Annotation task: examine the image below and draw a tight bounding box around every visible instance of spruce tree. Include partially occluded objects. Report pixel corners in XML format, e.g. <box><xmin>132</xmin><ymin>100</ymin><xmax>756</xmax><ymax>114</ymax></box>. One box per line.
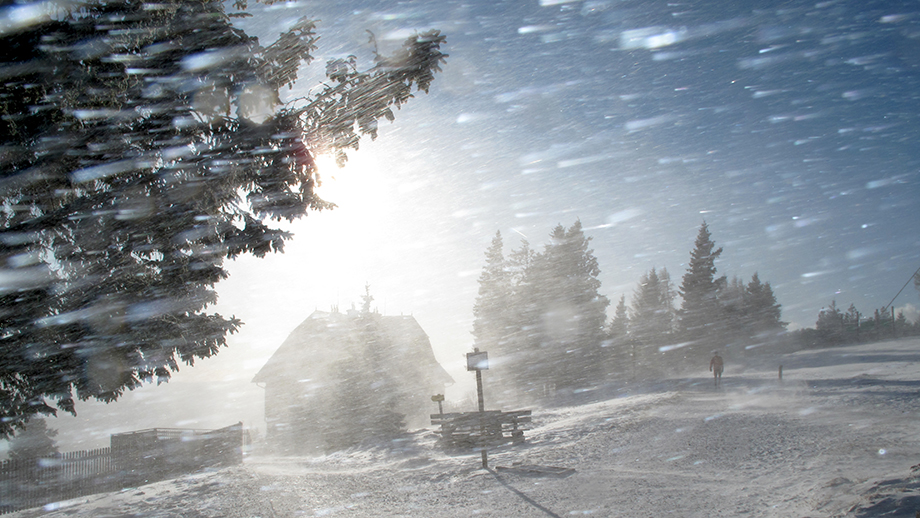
<box><xmin>658</xmin><ymin>267</ymin><xmax>676</xmax><ymax>334</ymax></box>
<box><xmin>507</xmin><ymin>239</ymin><xmax>536</xmax><ymax>288</ymax></box>
<box><xmin>678</xmin><ymin>222</ymin><xmax>726</xmax><ymax>357</ymax></box>
<box><xmin>497</xmin><ymin>238</ymin><xmax>539</xmax><ymax>402</ymax></box>
<box><xmin>472</xmin><ymin>232</ymin><xmax>512</xmax><ymax>352</ymax></box>
<box><xmin>628</xmin><ymin>268</ymin><xmax>675</xmax><ymax>376</ymax></box>
<box><xmin>608</xmin><ymin>295</ymin><xmax>629</xmax><ymax>341</ymax></box>
<box><xmin>605</xmin><ymin>295</ymin><xmax>630</xmax><ymax>378</ymax></box>
<box><xmin>0</xmin><ymin>0</ymin><xmax>446</xmax><ymax>438</ymax></box>
<box><xmin>471</xmin><ymin>231</ymin><xmax>516</xmax><ymax>403</ymax></box>
<box><xmin>743</xmin><ymin>273</ymin><xmax>785</xmax><ymax>339</ymax></box>
<box><xmin>8</xmin><ymin>419</ymin><xmax>59</xmax><ymax>461</ymax></box>
<box><xmin>816</xmin><ymin>300</ymin><xmax>846</xmax><ymax>344</ymax></box>
<box><xmin>718</xmin><ymin>276</ymin><xmax>748</xmax><ymax>343</ymax></box>
<box><xmin>520</xmin><ymin>221</ymin><xmax>609</xmax><ymax>395</ymax></box>
<box><xmin>630</xmin><ymin>268</ymin><xmax>672</xmax><ymax>346</ymax></box>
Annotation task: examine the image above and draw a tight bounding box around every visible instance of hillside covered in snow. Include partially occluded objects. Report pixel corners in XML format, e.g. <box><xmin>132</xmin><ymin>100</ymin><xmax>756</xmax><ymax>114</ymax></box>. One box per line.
<box><xmin>13</xmin><ymin>338</ymin><xmax>920</xmax><ymax>517</ymax></box>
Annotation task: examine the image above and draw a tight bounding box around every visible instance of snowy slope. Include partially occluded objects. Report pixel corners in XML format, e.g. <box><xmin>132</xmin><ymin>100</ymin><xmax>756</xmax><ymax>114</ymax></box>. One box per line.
<box><xmin>12</xmin><ymin>338</ymin><xmax>920</xmax><ymax>517</ymax></box>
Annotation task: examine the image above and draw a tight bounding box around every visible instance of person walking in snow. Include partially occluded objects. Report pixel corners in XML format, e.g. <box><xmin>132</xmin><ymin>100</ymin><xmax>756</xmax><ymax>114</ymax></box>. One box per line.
<box><xmin>709</xmin><ymin>351</ymin><xmax>724</xmax><ymax>388</ymax></box>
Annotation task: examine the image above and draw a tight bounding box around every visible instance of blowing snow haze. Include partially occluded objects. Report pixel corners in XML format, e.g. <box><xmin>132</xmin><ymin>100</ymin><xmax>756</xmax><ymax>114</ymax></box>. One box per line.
<box><xmin>1</xmin><ymin>0</ymin><xmax>919</xmax><ymax>465</ymax></box>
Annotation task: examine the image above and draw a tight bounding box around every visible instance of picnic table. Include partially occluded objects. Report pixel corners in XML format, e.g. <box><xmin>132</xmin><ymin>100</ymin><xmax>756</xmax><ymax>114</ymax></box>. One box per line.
<box><xmin>430</xmin><ymin>410</ymin><xmax>532</xmax><ymax>449</ymax></box>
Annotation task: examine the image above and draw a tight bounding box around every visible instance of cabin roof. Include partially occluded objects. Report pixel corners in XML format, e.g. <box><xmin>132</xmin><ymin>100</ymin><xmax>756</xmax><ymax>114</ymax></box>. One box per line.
<box><xmin>252</xmin><ymin>310</ymin><xmax>453</xmax><ymax>387</ymax></box>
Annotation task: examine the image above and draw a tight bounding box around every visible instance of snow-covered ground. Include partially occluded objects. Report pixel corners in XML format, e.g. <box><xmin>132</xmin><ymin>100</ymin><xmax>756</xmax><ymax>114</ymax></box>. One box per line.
<box><xmin>13</xmin><ymin>338</ymin><xmax>920</xmax><ymax>517</ymax></box>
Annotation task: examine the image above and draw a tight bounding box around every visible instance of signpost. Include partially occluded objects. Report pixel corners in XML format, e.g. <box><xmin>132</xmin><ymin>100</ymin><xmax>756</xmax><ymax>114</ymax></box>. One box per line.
<box><xmin>466</xmin><ymin>348</ymin><xmax>489</xmax><ymax>469</ymax></box>
<box><xmin>431</xmin><ymin>393</ymin><xmax>445</xmax><ymax>416</ymax></box>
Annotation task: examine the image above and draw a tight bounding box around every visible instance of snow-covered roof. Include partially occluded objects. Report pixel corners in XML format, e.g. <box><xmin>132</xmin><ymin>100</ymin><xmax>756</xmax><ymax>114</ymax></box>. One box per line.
<box><xmin>251</xmin><ymin>310</ymin><xmax>453</xmax><ymax>387</ymax></box>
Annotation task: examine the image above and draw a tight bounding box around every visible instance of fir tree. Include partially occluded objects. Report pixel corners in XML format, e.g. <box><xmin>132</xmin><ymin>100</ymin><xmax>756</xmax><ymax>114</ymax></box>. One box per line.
<box><xmin>816</xmin><ymin>301</ymin><xmax>847</xmax><ymax>344</ymax></box>
<box><xmin>628</xmin><ymin>268</ymin><xmax>675</xmax><ymax>376</ymax></box>
<box><xmin>0</xmin><ymin>0</ymin><xmax>446</xmax><ymax>438</ymax></box>
<box><xmin>743</xmin><ymin>273</ymin><xmax>785</xmax><ymax>339</ymax></box>
<box><xmin>471</xmin><ymin>232</ymin><xmax>516</xmax><ymax>404</ymax></box>
<box><xmin>608</xmin><ymin>295</ymin><xmax>629</xmax><ymax>341</ymax></box>
<box><xmin>472</xmin><ymin>232</ymin><xmax>512</xmax><ymax>351</ymax></box>
<box><xmin>8</xmin><ymin>419</ymin><xmax>59</xmax><ymax>461</ymax></box>
<box><xmin>895</xmin><ymin>311</ymin><xmax>908</xmax><ymax>337</ymax></box>
<box><xmin>519</xmin><ymin>221</ymin><xmax>609</xmax><ymax>395</ymax></box>
<box><xmin>630</xmin><ymin>268</ymin><xmax>673</xmax><ymax>346</ymax></box>
<box><xmin>678</xmin><ymin>222</ymin><xmax>726</xmax><ymax>357</ymax></box>
<box><xmin>658</xmin><ymin>267</ymin><xmax>676</xmax><ymax>334</ymax></box>
<box><xmin>603</xmin><ymin>295</ymin><xmax>630</xmax><ymax>383</ymax></box>
<box><xmin>717</xmin><ymin>275</ymin><xmax>748</xmax><ymax>345</ymax></box>
<box><xmin>497</xmin><ymin>238</ymin><xmax>539</xmax><ymax>402</ymax></box>
<box><xmin>507</xmin><ymin>238</ymin><xmax>536</xmax><ymax>288</ymax></box>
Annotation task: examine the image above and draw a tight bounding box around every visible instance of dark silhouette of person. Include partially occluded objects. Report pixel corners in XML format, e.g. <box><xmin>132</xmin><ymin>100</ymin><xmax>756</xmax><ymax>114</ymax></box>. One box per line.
<box><xmin>709</xmin><ymin>351</ymin><xmax>724</xmax><ymax>388</ymax></box>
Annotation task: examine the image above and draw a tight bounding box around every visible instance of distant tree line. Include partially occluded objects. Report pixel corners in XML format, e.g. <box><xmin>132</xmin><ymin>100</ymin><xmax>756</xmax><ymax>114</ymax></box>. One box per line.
<box><xmin>471</xmin><ymin>221</ymin><xmax>786</xmax><ymax>403</ymax></box>
<box><xmin>606</xmin><ymin>222</ymin><xmax>785</xmax><ymax>381</ymax></box>
<box><xmin>792</xmin><ymin>300</ymin><xmax>920</xmax><ymax>347</ymax></box>
<box><xmin>472</xmin><ymin>221</ymin><xmax>920</xmax><ymax>403</ymax></box>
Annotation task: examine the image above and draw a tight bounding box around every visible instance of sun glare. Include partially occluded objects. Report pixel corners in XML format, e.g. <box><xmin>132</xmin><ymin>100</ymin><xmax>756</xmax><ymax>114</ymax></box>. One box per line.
<box><xmin>290</xmin><ymin>147</ymin><xmax>394</xmax><ymax>294</ymax></box>
<box><xmin>314</xmin><ymin>150</ymin><xmax>385</xmax><ymax>216</ymax></box>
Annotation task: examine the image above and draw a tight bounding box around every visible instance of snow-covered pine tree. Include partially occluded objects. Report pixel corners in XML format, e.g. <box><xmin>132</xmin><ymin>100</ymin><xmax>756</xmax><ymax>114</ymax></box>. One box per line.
<box><xmin>629</xmin><ymin>268</ymin><xmax>673</xmax><ymax>375</ymax></box>
<box><xmin>743</xmin><ymin>273</ymin><xmax>786</xmax><ymax>340</ymax></box>
<box><xmin>0</xmin><ymin>0</ymin><xmax>446</xmax><ymax>438</ymax></box>
<box><xmin>519</xmin><ymin>221</ymin><xmax>609</xmax><ymax>397</ymax></box>
<box><xmin>605</xmin><ymin>295</ymin><xmax>630</xmax><ymax>379</ymax></box>
<box><xmin>678</xmin><ymin>222</ymin><xmax>726</xmax><ymax>359</ymax></box>
<box><xmin>472</xmin><ymin>232</ymin><xmax>512</xmax><ymax>352</ymax></box>
<box><xmin>471</xmin><ymin>231</ymin><xmax>516</xmax><ymax>404</ymax></box>
<box><xmin>8</xmin><ymin>419</ymin><xmax>59</xmax><ymax>461</ymax></box>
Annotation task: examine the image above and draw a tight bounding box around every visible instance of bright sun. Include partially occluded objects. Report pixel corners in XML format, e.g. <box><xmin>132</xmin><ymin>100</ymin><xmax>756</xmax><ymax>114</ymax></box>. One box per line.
<box><xmin>313</xmin><ymin>150</ymin><xmax>385</xmax><ymax>214</ymax></box>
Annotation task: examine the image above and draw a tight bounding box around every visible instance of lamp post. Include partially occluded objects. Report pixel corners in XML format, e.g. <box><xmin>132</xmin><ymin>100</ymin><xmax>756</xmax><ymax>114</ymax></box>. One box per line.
<box><xmin>466</xmin><ymin>348</ymin><xmax>489</xmax><ymax>469</ymax></box>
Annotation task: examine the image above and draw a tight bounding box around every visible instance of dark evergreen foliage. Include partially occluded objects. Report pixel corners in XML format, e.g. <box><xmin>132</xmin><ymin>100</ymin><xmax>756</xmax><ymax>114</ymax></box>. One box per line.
<box><xmin>678</xmin><ymin>222</ymin><xmax>726</xmax><ymax>356</ymax></box>
<box><xmin>719</xmin><ymin>272</ymin><xmax>786</xmax><ymax>346</ymax></box>
<box><xmin>472</xmin><ymin>232</ymin><xmax>512</xmax><ymax>352</ymax></box>
<box><xmin>471</xmin><ymin>231</ymin><xmax>518</xmax><ymax>404</ymax></box>
<box><xmin>743</xmin><ymin>273</ymin><xmax>785</xmax><ymax>338</ymax></box>
<box><xmin>524</xmin><ymin>221</ymin><xmax>609</xmax><ymax>393</ymax></box>
<box><xmin>629</xmin><ymin>267</ymin><xmax>673</xmax><ymax>346</ymax></box>
<box><xmin>318</xmin><ymin>290</ymin><xmax>407</xmax><ymax>452</ymax></box>
<box><xmin>607</xmin><ymin>295</ymin><xmax>628</xmax><ymax>342</ymax></box>
<box><xmin>471</xmin><ymin>221</ymin><xmax>609</xmax><ymax>403</ymax></box>
<box><xmin>0</xmin><ymin>0</ymin><xmax>446</xmax><ymax>438</ymax></box>
<box><xmin>625</xmin><ymin>267</ymin><xmax>675</xmax><ymax>377</ymax></box>
<box><xmin>8</xmin><ymin>419</ymin><xmax>59</xmax><ymax>461</ymax></box>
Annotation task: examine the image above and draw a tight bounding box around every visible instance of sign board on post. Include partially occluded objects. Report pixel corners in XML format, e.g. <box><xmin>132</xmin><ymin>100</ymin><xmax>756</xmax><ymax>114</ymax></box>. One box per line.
<box><xmin>466</xmin><ymin>348</ymin><xmax>490</xmax><ymax>468</ymax></box>
<box><xmin>467</xmin><ymin>350</ymin><xmax>489</xmax><ymax>371</ymax></box>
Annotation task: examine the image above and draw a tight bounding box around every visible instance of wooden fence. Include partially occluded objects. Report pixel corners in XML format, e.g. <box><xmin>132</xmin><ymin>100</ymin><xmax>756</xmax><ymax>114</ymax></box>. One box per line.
<box><xmin>0</xmin><ymin>422</ymin><xmax>242</xmax><ymax>514</ymax></box>
<box><xmin>0</xmin><ymin>448</ymin><xmax>116</xmax><ymax>514</ymax></box>
<box><xmin>111</xmin><ymin>423</ymin><xmax>243</xmax><ymax>487</ymax></box>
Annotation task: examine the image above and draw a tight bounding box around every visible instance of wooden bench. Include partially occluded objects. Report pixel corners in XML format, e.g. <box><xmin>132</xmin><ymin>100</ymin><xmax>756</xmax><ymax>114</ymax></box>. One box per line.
<box><xmin>430</xmin><ymin>410</ymin><xmax>532</xmax><ymax>449</ymax></box>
